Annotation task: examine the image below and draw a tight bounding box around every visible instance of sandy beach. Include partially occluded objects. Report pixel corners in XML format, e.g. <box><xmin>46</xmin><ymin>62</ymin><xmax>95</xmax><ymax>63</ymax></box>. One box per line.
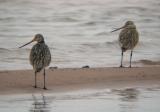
<box><xmin>0</xmin><ymin>66</ymin><xmax>160</xmax><ymax>95</ymax></box>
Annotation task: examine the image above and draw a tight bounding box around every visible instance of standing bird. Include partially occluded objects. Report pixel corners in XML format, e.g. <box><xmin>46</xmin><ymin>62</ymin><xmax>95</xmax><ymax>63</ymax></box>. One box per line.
<box><xmin>111</xmin><ymin>21</ymin><xmax>139</xmax><ymax>67</ymax></box>
<box><xmin>19</xmin><ymin>34</ymin><xmax>51</xmax><ymax>89</ymax></box>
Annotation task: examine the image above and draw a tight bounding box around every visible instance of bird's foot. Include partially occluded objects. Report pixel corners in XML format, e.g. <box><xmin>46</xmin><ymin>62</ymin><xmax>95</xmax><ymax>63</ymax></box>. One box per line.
<box><xmin>34</xmin><ymin>85</ymin><xmax>37</xmax><ymax>88</ymax></box>
<box><xmin>129</xmin><ymin>65</ymin><xmax>132</xmax><ymax>68</ymax></box>
<box><xmin>43</xmin><ymin>87</ymin><xmax>47</xmax><ymax>90</ymax></box>
<box><xmin>119</xmin><ymin>65</ymin><xmax>124</xmax><ymax>68</ymax></box>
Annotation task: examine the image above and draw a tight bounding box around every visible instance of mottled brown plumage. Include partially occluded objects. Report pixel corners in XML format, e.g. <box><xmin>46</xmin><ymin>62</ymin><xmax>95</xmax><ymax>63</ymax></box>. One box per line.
<box><xmin>19</xmin><ymin>34</ymin><xmax>51</xmax><ymax>89</ymax></box>
<box><xmin>112</xmin><ymin>21</ymin><xmax>139</xmax><ymax>67</ymax></box>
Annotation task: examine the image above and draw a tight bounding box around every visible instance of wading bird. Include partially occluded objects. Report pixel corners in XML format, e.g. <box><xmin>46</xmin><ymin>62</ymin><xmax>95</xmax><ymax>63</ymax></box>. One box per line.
<box><xmin>111</xmin><ymin>21</ymin><xmax>139</xmax><ymax>67</ymax></box>
<box><xmin>19</xmin><ymin>34</ymin><xmax>51</xmax><ymax>89</ymax></box>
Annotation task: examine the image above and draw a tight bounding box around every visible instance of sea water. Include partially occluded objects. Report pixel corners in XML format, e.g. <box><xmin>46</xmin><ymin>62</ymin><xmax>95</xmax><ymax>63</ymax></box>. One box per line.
<box><xmin>0</xmin><ymin>86</ymin><xmax>160</xmax><ymax>112</ymax></box>
<box><xmin>0</xmin><ymin>0</ymin><xmax>160</xmax><ymax>70</ymax></box>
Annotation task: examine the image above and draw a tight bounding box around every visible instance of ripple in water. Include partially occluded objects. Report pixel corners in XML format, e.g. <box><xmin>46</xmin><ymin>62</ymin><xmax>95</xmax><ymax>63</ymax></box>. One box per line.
<box><xmin>0</xmin><ymin>0</ymin><xmax>160</xmax><ymax>70</ymax></box>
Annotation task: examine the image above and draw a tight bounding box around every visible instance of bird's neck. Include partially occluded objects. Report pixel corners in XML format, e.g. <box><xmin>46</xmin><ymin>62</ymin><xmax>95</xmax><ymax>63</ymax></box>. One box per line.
<box><xmin>38</xmin><ymin>41</ymin><xmax>45</xmax><ymax>44</ymax></box>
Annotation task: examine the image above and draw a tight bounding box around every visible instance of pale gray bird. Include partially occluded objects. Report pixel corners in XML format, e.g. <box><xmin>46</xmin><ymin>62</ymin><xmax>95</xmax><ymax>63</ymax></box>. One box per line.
<box><xmin>19</xmin><ymin>34</ymin><xmax>51</xmax><ymax>89</ymax></box>
<box><xmin>111</xmin><ymin>21</ymin><xmax>139</xmax><ymax>67</ymax></box>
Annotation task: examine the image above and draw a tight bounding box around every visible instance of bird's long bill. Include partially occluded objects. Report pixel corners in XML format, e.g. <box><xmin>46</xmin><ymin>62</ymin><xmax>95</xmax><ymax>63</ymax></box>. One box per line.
<box><xmin>111</xmin><ymin>26</ymin><xmax>125</xmax><ymax>32</ymax></box>
<box><xmin>19</xmin><ymin>40</ymin><xmax>34</xmax><ymax>48</ymax></box>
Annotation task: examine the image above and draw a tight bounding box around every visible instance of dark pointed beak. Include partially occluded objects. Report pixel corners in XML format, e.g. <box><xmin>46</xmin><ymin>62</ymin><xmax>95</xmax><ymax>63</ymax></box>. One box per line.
<box><xmin>111</xmin><ymin>26</ymin><xmax>125</xmax><ymax>32</ymax></box>
<box><xmin>19</xmin><ymin>39</ymin><xmax>34</xmax><ymax>48</ymax></box>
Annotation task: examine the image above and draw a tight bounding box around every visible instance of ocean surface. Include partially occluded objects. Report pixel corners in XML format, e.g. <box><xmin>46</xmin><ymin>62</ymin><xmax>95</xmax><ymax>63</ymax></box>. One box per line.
<box><xmin>0</xmin><ymin>86</ymin><xmax>160</xmax><ymax>112</ymax></box>
<box><xmin>0</xmin><ymin>0</ymin><xmax>160</xmax><ymax>70</ymax></box>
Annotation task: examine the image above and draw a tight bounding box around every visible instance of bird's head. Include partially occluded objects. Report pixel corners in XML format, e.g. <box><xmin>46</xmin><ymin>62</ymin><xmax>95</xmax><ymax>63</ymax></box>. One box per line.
<box><xmin>111</xmin><ymin>21</ymin><xmax>136</xmax><ymax>32</ymax></box>
<box><xmin>33</xmin><ymin>34</ymin><xmax>44</xmax><ymax>43</ymax></box>
<box><xmin>124</xmin><ymin>21</ymin><xmax>134</xmax><ymax>26</ymax></box>
<box><xmin>19</xmin><ymin>34</ymin><xmax>44</xmax><ymax>48</ymax></box>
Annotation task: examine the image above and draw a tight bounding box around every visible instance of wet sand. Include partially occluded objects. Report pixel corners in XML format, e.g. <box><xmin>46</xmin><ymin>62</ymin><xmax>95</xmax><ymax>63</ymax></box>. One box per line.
<box><xmin>0</xmin><ymin>67</ymin><xmax>160</xmax><ymax>94</ymax></box>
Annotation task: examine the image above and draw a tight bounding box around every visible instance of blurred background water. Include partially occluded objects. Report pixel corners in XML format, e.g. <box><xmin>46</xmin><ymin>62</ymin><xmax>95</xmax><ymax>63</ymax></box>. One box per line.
<box><xmin>0</xmin><ymin>0</ymin><xmax>160</xmax><ymax>70</ymax></box>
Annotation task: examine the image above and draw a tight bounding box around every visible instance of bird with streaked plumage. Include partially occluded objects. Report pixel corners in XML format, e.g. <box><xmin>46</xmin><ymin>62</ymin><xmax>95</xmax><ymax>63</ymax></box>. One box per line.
<box><xmin>111</xmin><ymin>21</ymin><xmax>139</xmax><ymax>68</ymax></box>
<box><xmin>19</xmin><ymin>34</ymin><xmax>51</xmax><ymax>89</ymax></box>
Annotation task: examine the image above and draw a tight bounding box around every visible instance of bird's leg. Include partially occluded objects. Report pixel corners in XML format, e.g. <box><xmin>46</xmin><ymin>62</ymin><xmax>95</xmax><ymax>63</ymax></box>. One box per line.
<box><xmin>34</xmin><ymin>71</ymin><xmax>37</xmax><ymax>88</ymax></box>
<box><xmin>43</xmin><ymin>68</ymin><xmax>47</xmax><ymax>90</ymax></box>
<box><xmin>120</xmin><ymin>49</ymin><xmax>124</xmax><ymax>67</ymax></box>
<box><xmin>129</xmin><ymin>50</ymin><xmax>133</xmax><ymax>68</ymax></box>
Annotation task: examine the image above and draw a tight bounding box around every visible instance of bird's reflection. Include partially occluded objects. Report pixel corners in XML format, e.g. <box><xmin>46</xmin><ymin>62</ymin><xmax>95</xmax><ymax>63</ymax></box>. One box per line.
<box><xmin>118</xmin><ymin>88</ymin><xmax>139</xmax><ymax>102</ymax></box>
<box><xmin>30</xmin><ymin>93</ymin><xmax>50</xmax><ymax>112</ymax></box>
<box><xmin>120</xmin><ymin>88</ymin><xmax>139</xmax><ymax>112</ymax></box>
<box><xmin>113</xmin><ymin>88</ymin><xmax>140</xmax><ymax>112</ymax></box>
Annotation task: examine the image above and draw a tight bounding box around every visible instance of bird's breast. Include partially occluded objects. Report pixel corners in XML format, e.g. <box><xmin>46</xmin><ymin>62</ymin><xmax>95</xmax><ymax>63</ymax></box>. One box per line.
<box><xmin>119</xmin><ymin>28</ymin><xmax>139</xmax><ymax>50</ymax></box>
<box><xmin>29</xmin><ymin>43</ymin><xmax>51</xmax><ymax>72</ymax></box>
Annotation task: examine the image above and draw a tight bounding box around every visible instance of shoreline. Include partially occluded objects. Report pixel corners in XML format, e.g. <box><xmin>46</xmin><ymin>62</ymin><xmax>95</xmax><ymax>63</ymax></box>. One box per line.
<box><xmin>0</xmin><ymin>67</ymin><xmax>160</xmax><ymax>95</ymax></box>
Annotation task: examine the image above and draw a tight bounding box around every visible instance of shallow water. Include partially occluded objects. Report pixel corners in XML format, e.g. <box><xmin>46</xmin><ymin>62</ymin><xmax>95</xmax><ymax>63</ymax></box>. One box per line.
<box><xmin>0</xmin><ymin>86</ymin><xmax>160</xmax><ymax>112</ymax></box>
<box><xmin>0</xmin><ymin>0</ymin><xmax>160</xmax><ymax>70</ymax></box>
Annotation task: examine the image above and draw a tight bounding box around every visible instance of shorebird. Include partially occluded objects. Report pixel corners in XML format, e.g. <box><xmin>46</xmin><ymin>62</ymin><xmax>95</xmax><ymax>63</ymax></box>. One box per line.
<box><xmin>19</xmin><ymin>34</ymin><xmax>51</xmax><ymax>89</ymax></box>
<box><xmin>111</xmin><ymin>21</ymin><xmax>139</xmax><ymax>67</ymax></box>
